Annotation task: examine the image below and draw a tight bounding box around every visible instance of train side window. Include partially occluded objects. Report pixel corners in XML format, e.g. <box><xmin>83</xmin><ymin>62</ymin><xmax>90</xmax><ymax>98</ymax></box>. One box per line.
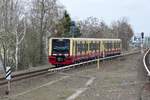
<box><xmin>75</xmin><ymin>42</ymin><xmax>77</xmax><ymax>54</ymax></box>
<box><xmin>94</xmin><ymin>42</ymin><xmax>96</xmax><ymax>51</ymax></box>
<box><xmin>77</xmin><ymin>42</ymin><xmax>79</xmax><ymax>53</ymax></box>
<box><xmin>92</xmin><ymin>42</ymin><xmax>94</xmax><ymax>51</ymax></box>
<box><xmin>96</xmin><ymin>42</ymin><xmax>98</xmax><ymax>51</ymax></box>
<box><xmin>85</xmin><ymin>42</ymin><xmax>88</xmax><ymax>53</ymax></box>
<box><xmin>118</xmin><ymin>42</ymin><xmax>119</xmax><ymax>48</ymax></box>
<box><xmin>77</xmin><ymin>42</ymin><xmax>81</xmax><ymax>53</ymax></box>
<box><xmin>82</xmin><ymin>42</ymin><xmax>86</xmax><ymax>52</ymax></box>
<box><xmin>104</xmin><ymin>42</ymin><xmax>106</xmax><ymax>49</ymax></box>
<box><xmin>98</xmin><ymin>41</ymin><xmax>100</xmax><ymax>51</ymax></box>
<box><xmin>115</xmin><ymin>42</ymin><xmax>117</xmax><ymax>49</ymax></box>
<box><xmin>106</xmin><ymin>42</ymin><xmax>108</xmax><ymax>49</ymax></box>
<box><xmin>107</xmin><ymin>42</ymin><xmax>109</xmax><ymax>49</ymax></box>
<box><xmin>110</xmin><ymin>42</ymin><xmax>112</xmax><ymax>49</ymax></box>
<box><xmin>80</xmin><ymin>42</ymin><xmax>83</xmax><ymax>52</ymax></box>
<box><xmin>83</xmin><ymin>42</ymin><xmax>86</xmax><ymax>52</ymax></box>
<box><xmin>108</xmin><ymin>42</ymin><xmax>110</xmax><ymax>49</ymax></box>
<box><xmin>90</xmin><ymin>42</ymin><xmax>93</xmax><ymax>51</ymax></box>
<box><xmin>93</xmin><ymin>42</ymin><xmax>95</xmax><ymax>51</ymax></box>
<box><xmin>118</xmin><ymin>42</ymin><xmax>120</xmax><ymax>48</ymax></box>
<box><xmin>117</xmin><ymin>42</ymin><xmax>119</xmax><ymax>48</ymax></box>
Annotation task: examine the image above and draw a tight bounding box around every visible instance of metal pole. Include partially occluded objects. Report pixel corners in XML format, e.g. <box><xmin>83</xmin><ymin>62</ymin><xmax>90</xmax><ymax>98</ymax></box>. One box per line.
<box><xmin>5</xmin><ymin>80</ymin><xmax>11</xmax><ymax>99</ymax></box>
<box><xmin>141</xmin><ymin>38</ymin><xmax>144</xmax><ymax>54</ymax></box>
<box><xmin>8</xmin><ymin>80</ymin><xmax>11</xmax><ymax>99</ymax></box>
<box><xmin>8</xmin><ymin>81</ymin><xmax>10</xmax><ymax>93</ymax></box>
<box><xmin>149</xmin><ymin>54</ymin><xmax>150</xmax><ymax>65</ymax></box>
<box><xmin>97</xmin><ymin>59</ymin><xmax>100</xmax><ymax>69</ymax></box>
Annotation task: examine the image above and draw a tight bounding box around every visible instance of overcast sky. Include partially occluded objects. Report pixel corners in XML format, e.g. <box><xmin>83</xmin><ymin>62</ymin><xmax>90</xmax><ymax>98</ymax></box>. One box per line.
<box><xmin>60</xmin><ymin>0</ymin><xmax>150</xmax><ymax>36</ymax></box>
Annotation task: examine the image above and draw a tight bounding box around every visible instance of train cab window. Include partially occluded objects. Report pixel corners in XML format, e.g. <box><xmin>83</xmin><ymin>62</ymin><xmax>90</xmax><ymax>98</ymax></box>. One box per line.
<box><xmin>52</xmin><ymin>39</ymin><xmax>70</xmax><ymax>54</ymax></box>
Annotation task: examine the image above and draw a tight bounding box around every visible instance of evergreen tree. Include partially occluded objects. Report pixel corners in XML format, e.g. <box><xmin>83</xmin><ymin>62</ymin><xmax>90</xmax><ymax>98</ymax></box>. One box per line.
<box><xmin>64</xmin><ymin>11</ymin><xmax>71</xmax><ymax>35</ymax></box>
<box><xmin>55</xmin><ymin>10</ymin><xmax>81</xmax><ymax>37</ymax></box>
<box><xmin>60</xmin><ymin>10</ymin><xmax>71</xmax><ymax>37</ymax></box>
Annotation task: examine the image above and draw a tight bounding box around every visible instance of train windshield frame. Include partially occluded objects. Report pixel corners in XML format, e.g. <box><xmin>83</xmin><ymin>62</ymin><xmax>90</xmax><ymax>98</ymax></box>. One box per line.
<box><xmin>52</xmin><ymin>39</ymin><xmax>70</xmax><ymax>54</ymax></box>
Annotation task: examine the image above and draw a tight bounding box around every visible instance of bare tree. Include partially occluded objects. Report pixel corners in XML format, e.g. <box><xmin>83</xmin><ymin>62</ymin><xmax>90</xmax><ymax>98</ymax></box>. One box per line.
<box><xmin>14</xmin><ymin>18</ymin><xmax>26</xmax><ymax>70</ymax></box>
<box><xmin>111</xmin><ymin>18</ymin><xmax>134</xmax><ymax>50</ymax></box>
<box><xmin>0</xmin><ymin>0</ymin><xmax>16</xmax><ymax>71</ymax></box>
<box><xmin>77</xmin><ymin>17</ymin><xmax>134</xmax><ymax>50</ymax></box>
<box><xmin>0</xmin><ymin>0</ymin><xmax>67</xmax><ymax>71</ymax></box>
<box><xmin>77</xmin><ymin>17</ymin><xmax>111</xmax><ymax>38</ymax></box>
<box><xmin>0</xmin><ymin>0</ymin><xmax>27</xmax><ymax>71</ymax></box>
<box><xmin>0</xmin><ymin>32</ymin><xmax>15</xmax><ymax>72</ymax></box>
<box><xmin>30</xmin><ymin>0</ymin><xmax>64</xmax><ymax>64</ymax></box>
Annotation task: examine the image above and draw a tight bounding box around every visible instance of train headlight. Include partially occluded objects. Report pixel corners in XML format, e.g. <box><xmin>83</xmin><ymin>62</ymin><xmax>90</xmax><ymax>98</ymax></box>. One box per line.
<box><xmin>52</xmin><ymin>54</ymin><xmax>57</xmax><ymax>56</ymax></box>
<box><xmin>64</xmin><ymin>54</ymin><xmax>69</xmax><ymax>56</ymax></box>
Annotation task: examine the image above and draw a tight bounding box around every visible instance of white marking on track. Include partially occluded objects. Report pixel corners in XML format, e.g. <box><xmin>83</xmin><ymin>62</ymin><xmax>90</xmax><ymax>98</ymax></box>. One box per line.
<box><xmin>66</xmin><ymin>88</ymin><xmax>87</xmax><ymax>100</ymax></box>
<box><xmin>12</xmin><ymin>76</ymin><xmax>69</xmax><ymax>97</ymax></box>
<box><xmin>66</xmin><ymin>77</ymin><xmax>95</xmax><ymax>100</ymax></box>
<box><xmin>58</xmin><ymin>72</ymin><xmax>92</xmax><ymax>79</ymax></box>
<box><xmin>85</xmin><ymin>77</ymin><xmax>95</xmax><ymax>86</ymax></box>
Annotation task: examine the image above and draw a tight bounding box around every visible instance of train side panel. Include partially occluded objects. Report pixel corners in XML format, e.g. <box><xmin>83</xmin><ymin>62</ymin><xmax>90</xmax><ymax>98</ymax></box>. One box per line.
<box><xmin>48</xmin><ymin>38</ymin><xmax>122</xmax><ymax>66</ymax></box>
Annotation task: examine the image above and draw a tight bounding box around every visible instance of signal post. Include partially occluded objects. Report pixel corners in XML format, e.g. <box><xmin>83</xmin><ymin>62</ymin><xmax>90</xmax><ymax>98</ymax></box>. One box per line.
<box><xmin>141</xmin><ymin>32</ymin><xmax>144</xmax><ymax>54</ymax></box>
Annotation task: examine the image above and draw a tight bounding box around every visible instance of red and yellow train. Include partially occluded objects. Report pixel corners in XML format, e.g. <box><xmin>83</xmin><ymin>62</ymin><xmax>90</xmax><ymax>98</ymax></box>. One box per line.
<box><xmin>48</xmin><ymin>38</ymin><xmax>122</xmax><ymax>67</ymax></box>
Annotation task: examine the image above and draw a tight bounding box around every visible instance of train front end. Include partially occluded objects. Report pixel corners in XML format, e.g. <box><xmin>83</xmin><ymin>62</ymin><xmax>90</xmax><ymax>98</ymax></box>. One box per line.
<box><xmin>48</xmin><ymin>38</ymin><xmax>73</xmax><ymax>67</ymax></box>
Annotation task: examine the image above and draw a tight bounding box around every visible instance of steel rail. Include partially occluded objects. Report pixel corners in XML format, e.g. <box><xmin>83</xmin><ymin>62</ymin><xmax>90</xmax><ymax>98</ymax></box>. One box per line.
<box><xmin>143</xmin><ymin>48</ymin><xmax>150</xmax><ymax>76</ymax></box>
<box><xmin>0</xmin><ymin>50</ymin><xmax>140</xmax><ymax>86</ymax></box>
<box><xmin>0</xmin><ymin>68</ymin><xmax>49</xmax><ymax>86</ymax></box>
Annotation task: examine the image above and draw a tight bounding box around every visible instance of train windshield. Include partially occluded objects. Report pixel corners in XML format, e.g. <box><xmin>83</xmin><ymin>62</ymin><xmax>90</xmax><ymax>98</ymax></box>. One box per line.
<box><xmin>52</xmin><ymin>39</ymin><xmax>70</xmax><ymax>54</ymax></box>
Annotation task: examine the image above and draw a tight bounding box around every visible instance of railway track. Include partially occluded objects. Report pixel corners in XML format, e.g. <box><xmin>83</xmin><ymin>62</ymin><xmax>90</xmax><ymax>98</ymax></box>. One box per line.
<box><xmin>143</xmin><ymin>48</ymin><xmax>150</xmax><ymax>77</ymax></box>
<box><xmin>139</xmin><ymin>48</ymin><xmax>150</xmax><ymax>100</ymax></box>
<box><xmin>0</xmin><ymin>68</ymin><xmax>49</xmax><ymax>86</ymax></box>
<box><xmin>0</xmin><ymin>50</ymin><xmax>140</xmax><ymax>86</ymax></box>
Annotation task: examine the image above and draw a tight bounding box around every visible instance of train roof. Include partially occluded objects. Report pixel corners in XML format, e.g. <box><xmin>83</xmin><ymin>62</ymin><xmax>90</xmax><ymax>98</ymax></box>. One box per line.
<box><xmin>49</xmin><ymin>37</ymin><xmax>121</xmax><ymax>41</ymax></box>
